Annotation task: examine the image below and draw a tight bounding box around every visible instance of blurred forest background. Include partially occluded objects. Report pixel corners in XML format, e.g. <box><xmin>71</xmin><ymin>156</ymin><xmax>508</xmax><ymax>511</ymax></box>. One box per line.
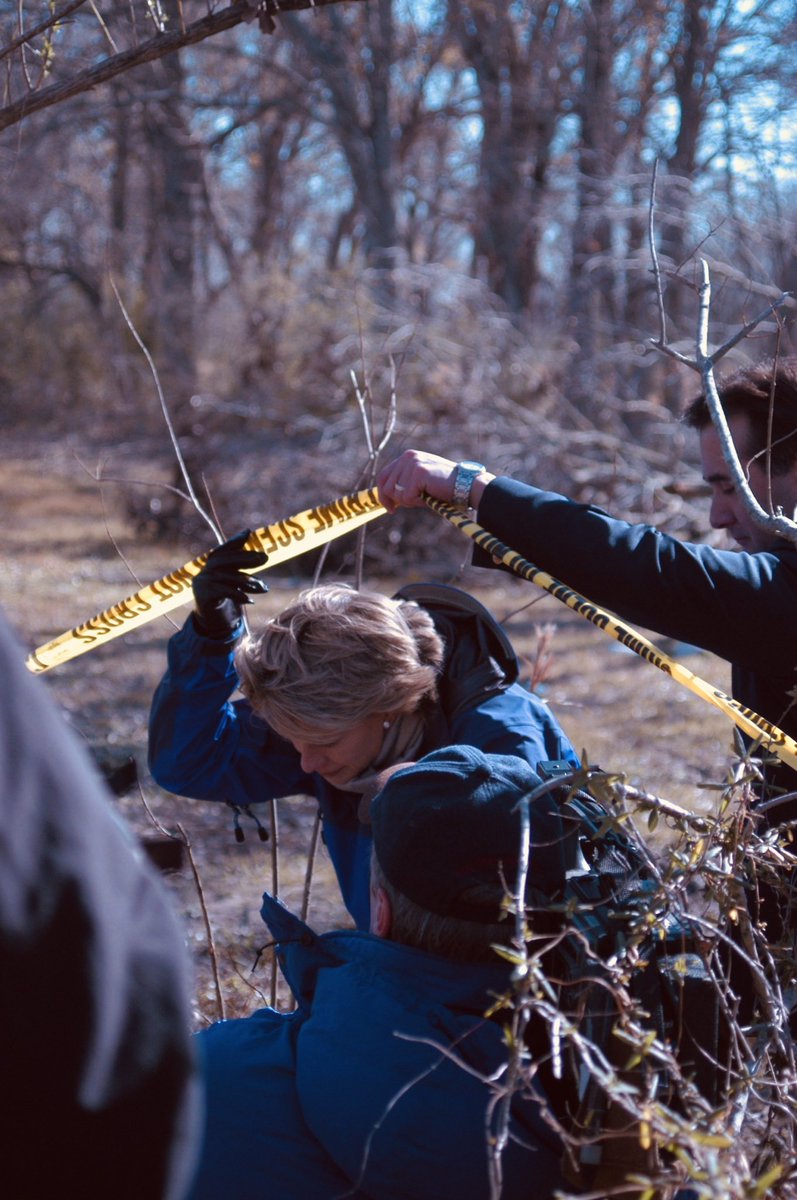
<box><xmin>3</xmin><ymin>0</ymin><xmax>797</xmax><ymax>1027</ymax></box>
<box><xmin>2</xmin><ymin>0</ymin><xmax>797</xmax><ymax>569</ymax></box>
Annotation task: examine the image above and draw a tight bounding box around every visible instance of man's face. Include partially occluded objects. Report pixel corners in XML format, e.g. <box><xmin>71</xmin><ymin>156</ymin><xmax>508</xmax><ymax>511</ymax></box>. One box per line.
<box><xmin>699</xmin><ymin>413</ymin><xmax>797</xmax><ymax>553</ymax></box>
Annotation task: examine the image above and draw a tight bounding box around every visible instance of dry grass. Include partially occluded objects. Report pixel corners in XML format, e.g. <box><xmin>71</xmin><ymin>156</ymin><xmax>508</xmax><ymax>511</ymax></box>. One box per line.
<box><xmin>0</xmin><ymin>438</ymin><xmax>737</xmax><ymax>1024</ymax></box>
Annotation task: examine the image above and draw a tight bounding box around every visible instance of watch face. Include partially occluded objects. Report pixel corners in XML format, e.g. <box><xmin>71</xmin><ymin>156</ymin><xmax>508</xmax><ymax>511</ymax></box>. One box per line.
<box><xmin>453</xmin><ymin>461</ymin><xmax>486</xmax><ymax>507</ymax></box>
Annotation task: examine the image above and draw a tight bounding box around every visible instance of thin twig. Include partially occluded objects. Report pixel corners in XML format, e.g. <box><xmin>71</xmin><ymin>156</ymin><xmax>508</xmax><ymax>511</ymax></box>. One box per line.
<box><xmin>706</xmin><ymin>289</ymin><xmax>792</xmax><ymax>366</ymax></box>
<box><xmin>109</xmin><ymin>274</ymin><xmax>221</xmax><ymax>540</ymax></box>
<box><xmin>176</xmin><ymin>822</ymin><xmax>227</xmax><ymax>1022</ymax></box>
<box><xmin>648</xmin><ymin>158</ymin><xmax>667</xmax><ymax>348</ymax></box>
<box><xmin>300</xmin><ymin>808</ymin><xmax>322</xmax><ymax>923</ymax></box>
<box><xmin>0</xmin><ymin>0</ymin><xmax>89</xmax><ymax>65</ymax></box>
<box><xmin>268</xmin><ymin>797</ymin><xmax>279</xmax><ymax>1008</ymax></box>
<box><xmin>138</xmin><ymin>786</ymin><xmax>227</xmax><ymax>1022</ymax></box>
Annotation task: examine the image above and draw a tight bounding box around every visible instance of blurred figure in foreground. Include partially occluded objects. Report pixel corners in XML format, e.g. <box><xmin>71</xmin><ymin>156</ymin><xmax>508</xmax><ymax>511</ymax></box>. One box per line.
<box><xmin>0</xmin><ymin>607</ymin><xmax>199</xmax><ymax>1198</ymax></box>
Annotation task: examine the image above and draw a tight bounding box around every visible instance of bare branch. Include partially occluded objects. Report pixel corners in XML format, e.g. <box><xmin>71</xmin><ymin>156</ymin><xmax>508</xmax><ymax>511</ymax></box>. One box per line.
<box><xmin>648</xmin><ymin>158</ymin><xmax>668</xmax><ymax>348</ymax></box>
<box><xmin>140</xmin><ymin>788</ymin><xmax>227</xmax><ymax>1023</ymax></box>
<box><xmin>707</xmin><ymin>289</ymin><xmax>792</xmax><ymax>365</ymax></box>
<box><xmin>268</xmin><ymin>797</ymin><xmax>279</xmax><ymax>1008</ymax></box>
<box><xmin>645</xmin><ymin>167</ymin><xmax>797</xmax><ymax>552</ymax></box>
<box><xmin>0</xmin><ymin>0</ymin><xmax>364</xmax><ymax>133</ymax></box>
<box><xmin>697</xmin><ymin>261</ymin><xmax>797</xmax><ymax>546</ymax></box>
<box><xmin>109</xmin><ymin>275</ymin><xmax>222</xmax><ymax>541</ymax></box>
<box><xmin>0</xmin><ymin>0</ymin><xmax>90</xmax><ymax>65</ymax></box>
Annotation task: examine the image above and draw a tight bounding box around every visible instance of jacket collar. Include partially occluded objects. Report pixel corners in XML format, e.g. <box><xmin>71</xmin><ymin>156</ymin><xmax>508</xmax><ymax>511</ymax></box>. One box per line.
<box><xmin>259</xmin><ymin>890</ymin><xmax>516</xmax><ymax>1013</ymax></box>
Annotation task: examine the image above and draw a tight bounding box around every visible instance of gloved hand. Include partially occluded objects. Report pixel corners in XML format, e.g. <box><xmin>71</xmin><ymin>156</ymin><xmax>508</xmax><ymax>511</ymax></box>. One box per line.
<box><xmin>192</xmin><ymin>529</ymin><xmax>269</xmax><ymax>638</ymax></box>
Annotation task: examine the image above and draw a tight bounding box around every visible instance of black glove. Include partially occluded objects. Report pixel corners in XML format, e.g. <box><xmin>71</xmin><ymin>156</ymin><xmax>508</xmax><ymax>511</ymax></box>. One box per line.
<box><xmin>192</xmin><ymin>529</ymin><xmax>269</xmax><ymax>638</ymax></box>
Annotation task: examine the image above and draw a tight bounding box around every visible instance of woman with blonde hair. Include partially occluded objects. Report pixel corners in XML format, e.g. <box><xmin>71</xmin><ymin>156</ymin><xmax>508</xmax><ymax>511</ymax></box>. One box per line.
<box><xmin>149</xmin><ymin>532</ymin><xmax>578</xmax><ymax>928</ymax></box>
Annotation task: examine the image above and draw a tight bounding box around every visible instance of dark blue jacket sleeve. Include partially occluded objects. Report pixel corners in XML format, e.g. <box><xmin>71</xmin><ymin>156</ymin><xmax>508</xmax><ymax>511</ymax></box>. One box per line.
<box><xmin>148</xmin><ymin>618</ymin><xmax>375</xmax><ymax>928</ymax></box>
<box><xmin>478</xmin><ymin>477</ymin><xmax>797</xmax><ymax>676</ymax></box>
<box><xmin>148</xmin><ymin>615</ymin><xmax>317</xmax><ymax>808</ymax></box>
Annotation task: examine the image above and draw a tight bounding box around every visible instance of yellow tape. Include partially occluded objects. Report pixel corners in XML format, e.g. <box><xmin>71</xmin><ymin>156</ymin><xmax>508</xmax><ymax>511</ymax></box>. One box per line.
<box><xmin>425</xmin><ymin>496</ymin><xmax>797</xmax><ymax>773</ymax></box>
<box><xmin>26</xmin><ymin>489</ymin><xmax>386</xmax><ymax>674</ymax></box>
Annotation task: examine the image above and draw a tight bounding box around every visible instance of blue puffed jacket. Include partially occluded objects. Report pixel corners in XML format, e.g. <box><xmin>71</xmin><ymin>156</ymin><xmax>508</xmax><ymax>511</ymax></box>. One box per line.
<box><xmin>187</xmin><ymin>893</ymin><xmax>565</xmax><ymax>1200</ymax></box>
<box><xmin>148</xmin><ymin>587</ymin><xmax>579</xmax><ymax>930</ymax></box>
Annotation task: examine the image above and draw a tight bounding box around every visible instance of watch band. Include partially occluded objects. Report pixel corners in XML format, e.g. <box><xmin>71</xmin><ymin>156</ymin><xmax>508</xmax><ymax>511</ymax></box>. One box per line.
<box><xmin>451</xmin><ymin>461</ymin><xmax>486</xmax><ymax>509</ymax></box>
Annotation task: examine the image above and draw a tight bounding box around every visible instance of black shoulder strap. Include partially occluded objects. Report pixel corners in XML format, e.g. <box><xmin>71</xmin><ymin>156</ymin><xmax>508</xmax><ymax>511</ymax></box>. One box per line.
<box><xmin>394</xmin><ymin>582</ymin><xmax>519</xmax><ymax>720</ymax></box>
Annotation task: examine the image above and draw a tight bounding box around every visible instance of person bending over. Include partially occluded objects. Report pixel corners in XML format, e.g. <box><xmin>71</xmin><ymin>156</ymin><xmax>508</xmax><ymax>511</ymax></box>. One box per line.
<box><xmin>149</xmin><ymin>560</ymin><xmax>578</xmax><ymax>929</ymax></box>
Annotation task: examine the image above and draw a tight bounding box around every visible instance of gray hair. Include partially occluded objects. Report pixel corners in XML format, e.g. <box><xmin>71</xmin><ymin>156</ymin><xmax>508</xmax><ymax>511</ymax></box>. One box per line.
<box><xmin>370</xmin><ymin>852</ymin><xmax>513</xmax><ymax>964</ymax></box>
<box><xmin>235</xmin><ymin>584</ymin><xmax>444</xmax><ymax>738</ymax></box>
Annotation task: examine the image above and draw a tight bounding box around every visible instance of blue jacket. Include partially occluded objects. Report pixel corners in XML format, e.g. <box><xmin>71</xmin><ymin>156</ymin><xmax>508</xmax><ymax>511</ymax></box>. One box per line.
<box><xmin>148</xmin><ymin>594</ymin><xmax>579</xmax><ymax>929</ymax></box>
<box><xmin>478</xmin><ymin>477</ymin><xmax>797</xmax><ymax>803</ymax></box>
<box><xmin>187</xmin><ymin>894</ymin><xmax>565</xmax><ymax>1200</ymax></box>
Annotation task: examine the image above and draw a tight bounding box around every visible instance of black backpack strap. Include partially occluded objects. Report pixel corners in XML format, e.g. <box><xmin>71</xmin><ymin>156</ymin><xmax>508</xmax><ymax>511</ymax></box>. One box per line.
<box><xmin>394</xmin><ymin>582</ymin><xmax>519</xmax><ymax>721</ymax></box>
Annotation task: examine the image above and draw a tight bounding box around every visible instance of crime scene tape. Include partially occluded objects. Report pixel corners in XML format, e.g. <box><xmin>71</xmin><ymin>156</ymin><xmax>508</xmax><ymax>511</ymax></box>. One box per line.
<box><xmin>26</xmin><ymin>489</ymin><xmax>386</xmax><ymax>674</ymax></box>
<box><xmin>425</xmin><ymin>495</ymin><xmax>797</xmax><ymax>773</ymax></box>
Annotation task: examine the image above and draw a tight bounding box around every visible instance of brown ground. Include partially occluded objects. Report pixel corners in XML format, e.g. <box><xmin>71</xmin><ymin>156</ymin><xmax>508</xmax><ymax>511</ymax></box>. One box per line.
<box><xmin>0</xmin><ymin>439</ymin><xmax>735</xmax><ymax>1024</ymax></box>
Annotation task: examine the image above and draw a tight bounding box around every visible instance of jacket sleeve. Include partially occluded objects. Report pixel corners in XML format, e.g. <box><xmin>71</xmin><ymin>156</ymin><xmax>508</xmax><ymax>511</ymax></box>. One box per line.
<box><xmin>148</xmin><ymin>617</ymin><xmax>373</xmax><ymax>927</ymax></box>
<box><xmin>477</xmin><ymin>476</ymin><xmax>797</xmax><ymax>675</ymax></box>
<box><xmin>148</xmin><ymin>615</ymin><xmax>315</xmax><ymax>807</ymax></box>
<box><xmin>0</xmin><ymin>609</ymin><xmax>199</xmax><ymax>1200</ymax></box>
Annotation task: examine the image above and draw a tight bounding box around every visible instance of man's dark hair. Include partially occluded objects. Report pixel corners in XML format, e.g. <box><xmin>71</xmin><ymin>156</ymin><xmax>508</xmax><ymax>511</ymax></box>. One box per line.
<box><xmin>683</xmin><ymin>356</ymin><xmax>797</xmax><ymax>474</ymax></box>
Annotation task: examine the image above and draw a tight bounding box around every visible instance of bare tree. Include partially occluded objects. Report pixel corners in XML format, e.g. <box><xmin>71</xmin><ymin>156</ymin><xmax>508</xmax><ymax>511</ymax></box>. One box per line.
<box><xmin>445</xmin><ymin>0</ymin><xmax>575</xmax><ymax>315</ymax></box>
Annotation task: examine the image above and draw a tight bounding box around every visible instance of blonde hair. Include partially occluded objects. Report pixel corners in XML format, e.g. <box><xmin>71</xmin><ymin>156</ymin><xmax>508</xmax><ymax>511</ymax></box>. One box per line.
<box><xmin>235</xmin><ymin>584</ymin><xmax>444</xmax><ymax>738</ymax></box>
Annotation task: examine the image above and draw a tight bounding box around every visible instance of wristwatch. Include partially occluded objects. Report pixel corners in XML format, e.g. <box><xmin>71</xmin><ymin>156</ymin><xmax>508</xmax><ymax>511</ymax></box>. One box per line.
<box><xmin>451</xmin><ymin>461</ymin><xmax>486</xmax><ymax>509</ymax></box>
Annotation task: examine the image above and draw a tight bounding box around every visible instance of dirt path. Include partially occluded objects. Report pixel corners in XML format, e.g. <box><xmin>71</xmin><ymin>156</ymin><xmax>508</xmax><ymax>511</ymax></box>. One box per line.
<box><xmin>0</xmin><ymin>443</ymin><xmax>736</xmax><ymax>1022</ymax></box>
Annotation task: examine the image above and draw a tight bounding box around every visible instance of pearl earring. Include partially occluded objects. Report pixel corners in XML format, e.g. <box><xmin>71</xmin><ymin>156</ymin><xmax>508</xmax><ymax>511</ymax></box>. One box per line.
<box><xmin>383</xmin><ymin>719</ymin><xmax>391</xmax><ymax>730</ymax></box>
